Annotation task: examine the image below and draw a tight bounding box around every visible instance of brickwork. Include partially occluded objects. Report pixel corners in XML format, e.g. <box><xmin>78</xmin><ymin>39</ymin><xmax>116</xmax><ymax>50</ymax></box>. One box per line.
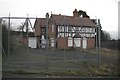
<box><xmin>57</xmin><ymin>37</ymin><xmax>68</xmax><ymax>49</ymax></box>
<box><xmin>87</xmin><ymin>38</ymin><xmax>95</xmax><ymax>48</ymax></box>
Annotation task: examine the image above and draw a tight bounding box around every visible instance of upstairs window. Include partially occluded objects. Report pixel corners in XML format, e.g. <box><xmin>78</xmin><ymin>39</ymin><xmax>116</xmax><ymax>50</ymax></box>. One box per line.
<box><xmin>68</xmin><ymin>26</ymin><xmax>72</xmax><ymax>32</ymax></box>
<box><xmin>75</xmin><ymin>27</ymin><xmax>79</xmax><ymax>32</ymax></box>
<box><xmin>52</xmin><ymin>24</ymin><xmax>54</xmax><ymax>33</ymax></box>
<box><xmin>41</xmin><ymin>28</ymin><xmax>45</xmax><ymax>34</ymax></box>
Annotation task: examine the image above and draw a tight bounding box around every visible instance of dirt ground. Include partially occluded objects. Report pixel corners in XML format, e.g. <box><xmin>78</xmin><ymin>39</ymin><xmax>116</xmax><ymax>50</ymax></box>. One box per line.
<box><xmin>2</xmin><ymin>45</ymin><xmax>119</xmax><ymax>78</ymax></box>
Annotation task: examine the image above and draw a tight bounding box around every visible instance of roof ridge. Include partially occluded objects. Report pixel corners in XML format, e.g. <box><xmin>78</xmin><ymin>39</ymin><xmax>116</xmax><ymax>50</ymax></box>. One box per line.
<box><xmin>51</xmin><ymin>14</ymin><xmax>73</xmax><ymax>18</ymax></box>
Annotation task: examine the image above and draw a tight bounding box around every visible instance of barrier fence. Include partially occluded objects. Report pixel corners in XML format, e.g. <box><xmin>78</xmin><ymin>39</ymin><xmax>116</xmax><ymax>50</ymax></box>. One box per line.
<box><xmin>0</xmin><ymin>16</ymin><xmax>105</xmax><ymax>78</ymax></box>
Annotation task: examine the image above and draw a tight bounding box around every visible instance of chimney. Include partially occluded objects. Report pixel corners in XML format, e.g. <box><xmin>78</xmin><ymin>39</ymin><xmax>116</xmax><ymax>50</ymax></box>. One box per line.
<box><xmin>46</xmin><ymin>13</ymin><xmax>49</xmax><ymax>19</ymax></box>
<box><xmin>73</xmin><ymin>9</ymin><xmax>78</xmax><ymax>17</ymax></box>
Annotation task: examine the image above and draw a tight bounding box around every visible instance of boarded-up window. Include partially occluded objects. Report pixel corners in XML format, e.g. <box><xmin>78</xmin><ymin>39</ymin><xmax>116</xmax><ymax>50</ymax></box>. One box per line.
<box><xmin>50</xmin><ymin>38</ymin><xmax>55</xmax><ymax>47</ymax></box>
<box><xmin>68</xmin><ymin>37</ymin><xmax>73</xmax><ymax>47</ymax></box>
<box><xmin>28</xmin><ymin>37</ymin><xmax>37</xmax><ymax>48</ymax></box>
<box><xmin>82</xmin><ymin>38</ymin><xmax>87</xmax><ymax>49</ymax></box>
<box><xmin>74</xmin><ymin>38</ymin><xmax>81</xmax><ymax>47</ymax></box>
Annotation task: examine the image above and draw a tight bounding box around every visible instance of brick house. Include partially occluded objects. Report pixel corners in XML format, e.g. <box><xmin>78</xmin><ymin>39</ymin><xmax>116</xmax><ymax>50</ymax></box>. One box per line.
<box><xmin>34</xmin><ymin>9</ymin><xmax>96</xmax><ymax>49</ymax></box>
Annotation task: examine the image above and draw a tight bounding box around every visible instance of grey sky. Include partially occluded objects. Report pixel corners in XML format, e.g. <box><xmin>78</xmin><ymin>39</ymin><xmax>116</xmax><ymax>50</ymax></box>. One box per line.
<box><xmin>0</xmin><ymin>0</ymin><xmax>119</xmax><ymax>39</ymax></box>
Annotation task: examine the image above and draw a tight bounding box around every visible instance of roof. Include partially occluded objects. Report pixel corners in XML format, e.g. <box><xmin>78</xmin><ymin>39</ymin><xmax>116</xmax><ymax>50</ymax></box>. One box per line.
<box><xmin>34</xmin><ymin>18</ymin><xmax>46</xmax><ymax>28</ymax></box>
<box><xmin>51</xmin><ymin>14</ymin><xmax>95</xmax><ymax>27</ymax></box>
<box><xmin>34</xmin><ymin>14</ymin><xmax>95</xmax><ymax>28</ymax></box>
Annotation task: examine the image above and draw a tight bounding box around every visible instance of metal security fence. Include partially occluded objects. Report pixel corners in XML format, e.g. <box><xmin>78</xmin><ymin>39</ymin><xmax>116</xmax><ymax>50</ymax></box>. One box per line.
<box><xmin>0</xmin><ymin>15</ymin><xmax>103</xmax><ymax>78</ymax></box>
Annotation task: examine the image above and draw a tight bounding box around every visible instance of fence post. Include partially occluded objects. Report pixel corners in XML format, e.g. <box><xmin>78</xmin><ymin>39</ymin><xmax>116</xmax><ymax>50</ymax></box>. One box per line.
<box><xmin>8</xmin><ymin>14</ymin><xmax>10</xmax><ymax>58</ymax></box>
<box><xmin>98</xmin><ymin>19</ymin><xmax>101</xmax><ymax>67</ymax></box>
<box><xmin>45</xmin><ymin>13</ymin><xmax>49</xmax><ymax>72</ymax></box>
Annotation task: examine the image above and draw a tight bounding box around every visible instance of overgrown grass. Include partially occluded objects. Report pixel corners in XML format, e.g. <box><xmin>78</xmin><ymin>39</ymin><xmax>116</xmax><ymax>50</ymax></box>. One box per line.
<box><xmin>3</xmin><ymin>43</ymin><xmax>118</xmax><ymax>77</ymax></box>
<box><xmin>3</xmin><ymin>62</ymin><xmax>119</xmax><ymax>77</ymax></box>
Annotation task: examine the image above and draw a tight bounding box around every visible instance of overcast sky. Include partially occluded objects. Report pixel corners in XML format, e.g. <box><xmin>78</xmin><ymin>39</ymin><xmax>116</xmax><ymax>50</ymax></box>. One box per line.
<box><xmin>0</xmin><ymin>0</ymin><xmax>119</xmax><ymax>39</ymax></box>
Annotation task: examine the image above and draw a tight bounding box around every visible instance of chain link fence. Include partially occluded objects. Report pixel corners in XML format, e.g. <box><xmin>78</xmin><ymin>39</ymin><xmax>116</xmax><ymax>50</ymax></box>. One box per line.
<box><xmin>1</xmin><ymin>16</ymin><xmax>118</xmax><ymax>78</ymax></box>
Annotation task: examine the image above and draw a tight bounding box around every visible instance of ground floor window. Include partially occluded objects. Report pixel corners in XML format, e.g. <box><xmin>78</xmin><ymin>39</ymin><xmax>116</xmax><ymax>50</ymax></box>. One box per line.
<box><xmin>74</xmin><ymin>38</ymin><xmax>81</xmax><ymax>47</ymax></box>
<box><xmin>28</xmin><ymin>37</ymin><xmax>37</xmax><ymax>48</ymax></box>
<box><xmin>68</xmin><ymin>37</ymin><xmax>73</xmax><ymax>47</ymax></box>
<box><xmin>50</xmin><ymin>38</ymin><xmax>55</xmax><ymax>47</ymax></box>
<box><xmin>82</xmin><ymin>37</ymin><xmax>87</xmax><ymax>49</ymax></box>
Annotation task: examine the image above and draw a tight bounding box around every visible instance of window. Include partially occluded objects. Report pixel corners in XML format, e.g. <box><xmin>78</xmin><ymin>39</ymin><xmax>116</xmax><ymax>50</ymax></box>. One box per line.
<box><xmin>86</xmin><ymin>28</ymin><xmax>89</xmax><ymax>32</ymax></box>
<box><xmin>92</xmin><ymin>28</ymin><xmax>95</xmax><ymax>33</ymax></box>
<box><xmin>86</xmin><ymin>34</ymin><xmax>90</xmax><ymax>37</ymax></box>
<box><xmin>68</xmin><ymin>33</ymin><xmax>72</xmax><ymax>37</ymax></box>
<box><xmin>61</xmin><ymin>26</ymin><xmax>64</xmax><ymax>32</ymax></box>
<box><xmin>65</xmin><ymin>33</ymin><xmax>68</xmax><ymax>37</ymax></box>
<box><xmin>89</xmin><ymin>28</ymin><xmax>92</xmax><ymax>33</ymax></box>
<box><xmin>50</xmin><ymin>38</ymin><xmax>55</xmax><ymax>47</ymax></box>
<box><xmin>75</xmin><ymin>27</ymin><xmax>79</xmax><ymax>32</ymax></box>
<box><xmin>82</xmin><ymin>28</ymin><xmax>86</xmax><ymax>32</ymax></box>
<box><xmin>42</xmin><ymin>28</ymin><xmax>45</xmax><ymax>34</ymax></box>
<box><xmin>82</xmin><ymin>38</ymin><xmax>87</xmax><ymax>49</ymax></box>
<box><xmin>65</xmin><ymin>26</ymin><xmax>68</xmax><ymax>32</ymax></box>
<box><xmin>91</xmin><ymin>34</ymin><xmax>95</xmax><ymax>37</ymax></box>
<box><xmin>59</xmin><ymin>33</ymin><xmax>64</xmax><ymax>37</ymax></box>
<box><xmin>74</xmin><ymin>38</ymin><xmax>81</xmax><ymax>47</ymax></box>
<box><xmin>68</xmin><ymin>37</ymin><xmax>73</xmax><ymax>47</ymax></box>
<box><xmin>58</xmin><ymin>26</ymin><xmax>64</xmax><ymax>32</ymax></box>
<box><xmin>68</xmin><ymin>26</ymin><xmax>72</xmax><ymax>32</ymax></box>
<box><xmin>52</xmin><ymin>25</ymin><xmax>54</xmax><ymax>33</ymax></box>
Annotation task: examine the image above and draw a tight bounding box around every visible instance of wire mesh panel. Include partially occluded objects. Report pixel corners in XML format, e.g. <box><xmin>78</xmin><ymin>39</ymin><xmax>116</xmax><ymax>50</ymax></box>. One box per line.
<box><xmin>1</xmin><ymin>17</ymin><xmax>97</xmax><ymax>77</ymax></box>
<box><xmin>1</xmin><ymin>16</ymin><xmax>118</xmax><ymax>78</ymax></box>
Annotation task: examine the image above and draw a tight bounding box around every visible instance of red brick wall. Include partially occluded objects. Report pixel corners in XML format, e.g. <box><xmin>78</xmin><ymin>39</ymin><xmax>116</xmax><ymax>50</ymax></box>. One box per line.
<box><xmin>35</xmin><ymin>26</ymin><xmax>41</xmax><ymax>36</ymax></box>
<box><xmin>36</xmin><ymin>37</ymin><xmax>40</xmax><ymax>48</ymax></box>
<box><xmin>57</xmin><ymin>37</ymin><xmax>68</xmax><ymax>49</ymax></box>
<box><xmin>87</xmin><ymin>38</ymin><xmax>95</xmax><ymax>48</ymax></box>
<box><xmin>20</xmin><ymin>37</ymin><xmax>28</xmax><ymax>45</ymax></box>
<box><xmin>48</xmin><ymin>24</ymin><xmax>56</xmax><ymax>38</ymax></box>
